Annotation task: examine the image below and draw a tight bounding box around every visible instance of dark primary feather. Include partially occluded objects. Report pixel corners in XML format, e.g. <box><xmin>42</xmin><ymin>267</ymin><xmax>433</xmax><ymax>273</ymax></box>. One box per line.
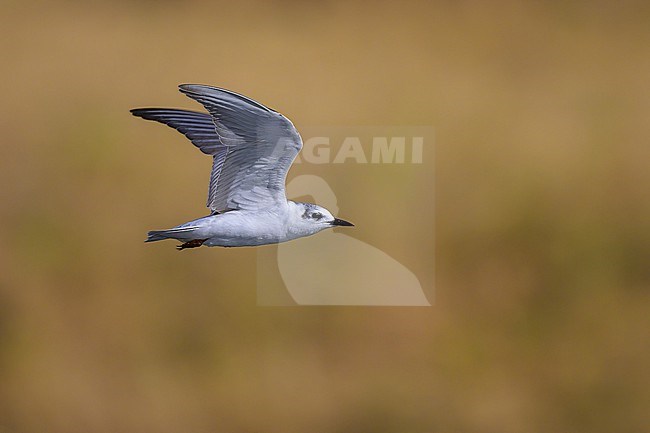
<box><xmin>130</xmin><ymin>108</ymin><xmax>228</xmax><ymax>210</ymax></box>
<box><xmin>130</xmin><ymin>108</ymin><xmax>222</xmax><ymax>155</ymax></box>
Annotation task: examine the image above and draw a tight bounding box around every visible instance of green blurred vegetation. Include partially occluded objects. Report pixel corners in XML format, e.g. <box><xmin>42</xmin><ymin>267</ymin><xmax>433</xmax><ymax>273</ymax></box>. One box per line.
<box><xmin>1</xmin><ymin>1</ymin><xmax>649</xmax><ymax>432</ymax></box>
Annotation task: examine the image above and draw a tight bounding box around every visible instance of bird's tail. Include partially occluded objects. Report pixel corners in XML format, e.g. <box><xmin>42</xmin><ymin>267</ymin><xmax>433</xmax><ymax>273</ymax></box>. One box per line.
<box><xmin>145</xmin><ymin>226</ymin><xmax>199</xmax><ymax>243</ymax></box>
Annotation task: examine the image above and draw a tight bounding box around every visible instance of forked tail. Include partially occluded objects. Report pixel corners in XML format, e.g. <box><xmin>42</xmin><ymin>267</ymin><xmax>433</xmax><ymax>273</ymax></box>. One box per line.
<box><xmin>145</xmin><ymin>226</ymin><xmax>199</xmax><ymax>243</ymax></box>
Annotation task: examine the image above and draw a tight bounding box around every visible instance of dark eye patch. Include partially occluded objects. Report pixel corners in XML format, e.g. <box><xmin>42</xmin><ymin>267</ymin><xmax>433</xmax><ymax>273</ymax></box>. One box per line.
<box><xmin>312</xmin><ymin>212</ymin><xmax>323</xmax><ymax>220</ymax></box>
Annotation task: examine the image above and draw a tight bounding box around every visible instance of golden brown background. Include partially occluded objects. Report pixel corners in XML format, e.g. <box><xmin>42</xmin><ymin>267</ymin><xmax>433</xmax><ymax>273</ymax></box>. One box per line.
<box><xmin>1</xmin><ymin>1</ymin><xmax>649</xmax><ymax>432</ymax></box>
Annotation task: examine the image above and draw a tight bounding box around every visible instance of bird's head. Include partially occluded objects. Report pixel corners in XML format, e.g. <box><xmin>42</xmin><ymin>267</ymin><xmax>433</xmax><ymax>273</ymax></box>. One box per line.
<box><xmin>288</xmin><ymin>202</ymin><xmax>354</xmax><ymax>236</ymax></box>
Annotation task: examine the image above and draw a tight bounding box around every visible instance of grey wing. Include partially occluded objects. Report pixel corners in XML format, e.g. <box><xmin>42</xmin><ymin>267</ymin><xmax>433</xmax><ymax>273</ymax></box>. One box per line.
<box><xmin>130</xmin><ymin>108</ymin><xmax>228</xmax><ymax>212</ymax></box>
<box><xmin>179</xmin><ymin>84</ymin><xmax>303</xmax><ymax>212</ymax></box>
<box><xmin>130</xmin><ymin>108</ymin><xmax>222</xmax><ymax>154</ymax></box>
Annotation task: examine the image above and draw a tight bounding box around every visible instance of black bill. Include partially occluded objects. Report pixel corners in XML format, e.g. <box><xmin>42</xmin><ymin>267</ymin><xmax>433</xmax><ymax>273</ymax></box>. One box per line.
<box><xmin>331</xmin><ymin>218</ymin><xmax>354</xmax><ymax>227</ymax></box>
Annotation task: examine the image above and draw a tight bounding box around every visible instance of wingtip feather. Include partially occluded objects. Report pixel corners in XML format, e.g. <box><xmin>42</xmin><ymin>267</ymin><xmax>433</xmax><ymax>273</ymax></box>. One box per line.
<box><xmin>178</xmin><ymin>83</ymin><xmax>211</xmax><ymax>94</ymax></box>
<box><xmin>130</xmin><ymin>108</ymin><xmax>153</xmax><ymax>118</ymax></box>
<box><xmin>178</xmin><ymin>84</ymin><xmax>277</xmax><ymax>113</ymax></box>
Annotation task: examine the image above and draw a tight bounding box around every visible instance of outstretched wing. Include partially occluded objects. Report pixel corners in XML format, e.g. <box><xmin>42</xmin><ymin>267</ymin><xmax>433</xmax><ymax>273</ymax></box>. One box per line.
<box><xmin>131</xmin><ymin>85</ymin><xmax>302</xmax><ymax>212</ymax></box>
<box><xmin>179</xmin><ymin>84</ymin><xmax>302</xmax><ymax>212</ymax></box>
<box><xmin>130</xmin><ymin>108</ymin><xmax>228</xmax><ymax>212</ymax></box>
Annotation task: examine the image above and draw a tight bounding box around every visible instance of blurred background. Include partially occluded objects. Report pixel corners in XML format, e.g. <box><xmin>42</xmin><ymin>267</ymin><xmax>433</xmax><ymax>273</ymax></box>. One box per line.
<box><xmin>1</xmin><ymin>1</ymin><xmax>649</xmax><ymax>432</ymax></box>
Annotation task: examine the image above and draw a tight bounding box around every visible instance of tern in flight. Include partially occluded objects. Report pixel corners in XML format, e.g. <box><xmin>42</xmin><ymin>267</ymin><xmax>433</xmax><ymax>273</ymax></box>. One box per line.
<box><xmin>131</xmin><ymin>84</ymin><xmax>354</xmax><ymax>250</ymax></box>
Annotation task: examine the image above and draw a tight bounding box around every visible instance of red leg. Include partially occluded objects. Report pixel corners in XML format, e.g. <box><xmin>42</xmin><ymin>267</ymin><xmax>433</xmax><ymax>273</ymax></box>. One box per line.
<box><xmin>176</xmin><ymin>239</ymin><xmax>209</xmax><ymax>251</ymax></box>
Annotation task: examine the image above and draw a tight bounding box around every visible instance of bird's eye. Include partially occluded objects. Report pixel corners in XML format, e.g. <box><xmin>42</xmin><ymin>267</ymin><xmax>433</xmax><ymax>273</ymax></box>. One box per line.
<box><xmin>312</xmin><ymin>212</ymin><xmax>323</xmax><ymax>220</ymax></box>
